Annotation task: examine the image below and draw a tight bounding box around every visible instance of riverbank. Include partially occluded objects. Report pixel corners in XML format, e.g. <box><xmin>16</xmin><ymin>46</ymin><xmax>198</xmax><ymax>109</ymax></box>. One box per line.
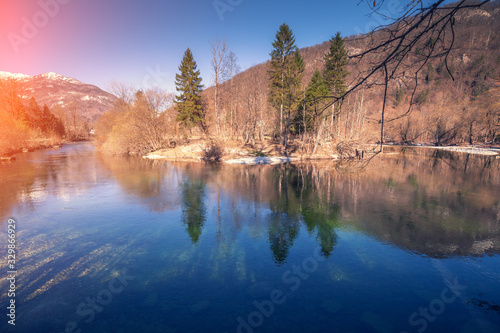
<box><xmin>420</xmin><ymin>145</ymin><xmax>500</xmax><ymax>156</ymax></box>
<box><xmin>144</xmin><ymin>140</ymin><xmax>500</xmax><ymax>165</ymax></box>
<box><xmin>0</xmin><ymin>138</ymin><xmax>65</xmax><ymax>161</ymax></box>
<box><xmin>143</xmin><ymin>139</ymin><xmax>375</xmax><ymax>164</ymax></box>
<box><xmin>387</xmin><ymin>144</ymin><xmax>500</xmax><ymax>157</ymax></box>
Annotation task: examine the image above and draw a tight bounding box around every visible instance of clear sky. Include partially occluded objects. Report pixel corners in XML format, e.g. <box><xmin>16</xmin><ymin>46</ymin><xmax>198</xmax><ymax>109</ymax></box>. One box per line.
<box><xmin>1</xmin><ymin>0</ymin><xmax>417</xmax><ymax>93</ymax></box>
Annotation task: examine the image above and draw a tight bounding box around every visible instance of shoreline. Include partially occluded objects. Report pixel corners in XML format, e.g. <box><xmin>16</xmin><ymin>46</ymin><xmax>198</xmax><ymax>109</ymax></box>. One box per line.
<box><xmin>389</xmin><ymin>144</ymin><xmax>500</xmax><ymax>157</ymax></box>
<box><xmin>144</xmin><ymin>143</ymin><xmax>500</xmax><ymax>165</ymax></box>
<box><xmin>0</xmin><ymin>139</ymin><xmax>91</xmax><ymax>161</ymax></box>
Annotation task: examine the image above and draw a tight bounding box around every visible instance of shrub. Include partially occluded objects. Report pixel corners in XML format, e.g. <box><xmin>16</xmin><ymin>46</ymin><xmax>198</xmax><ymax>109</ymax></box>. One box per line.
<box><xmin>395</xmin><ymin>88</ymin><xmax>404</xmax><ymax>105</ymax></box>
<box><xmin>251</xmin><ymin>150</ymin><xmax>267</xmax><ymax>157</ymax></box>
<box><xmin>0</xmin><ymin>111</ymin><xmax>28</xmax><ymax>156</ymax></box>
<box><xmin>416</xmin><ymin>89</ymin><xmax>430</xmax><ymax>105</ymax></box>
<box><xmin>202</xmin><ymin>141</ymin><xmax>223</xmax><ymax>162</ymax></box>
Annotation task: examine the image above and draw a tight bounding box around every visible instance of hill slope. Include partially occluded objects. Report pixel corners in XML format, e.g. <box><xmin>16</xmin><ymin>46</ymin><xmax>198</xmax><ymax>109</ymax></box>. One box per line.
<box><xmin>0</xmin><ymin>71</ymin><xmax>117</xmax><ymax>123</ymax></box>
<box><xmin>202</xmin><ymin>1</ymin><xmax>500</xmax><ymax>145</ymax></box>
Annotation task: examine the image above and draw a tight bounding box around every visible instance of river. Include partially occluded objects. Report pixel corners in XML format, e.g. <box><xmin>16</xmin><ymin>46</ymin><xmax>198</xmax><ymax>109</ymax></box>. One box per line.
<box><xmin>0</xmin><ymin>142</ymin><xmax>499</xmax><ymax>332</ymax></box>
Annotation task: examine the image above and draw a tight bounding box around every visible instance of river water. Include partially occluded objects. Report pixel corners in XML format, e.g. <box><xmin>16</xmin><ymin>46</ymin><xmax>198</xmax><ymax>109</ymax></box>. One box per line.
<box><xmin>0</xmin><ymin>143</ymin><xmax>499</xmax><ymax>333</ymax></box>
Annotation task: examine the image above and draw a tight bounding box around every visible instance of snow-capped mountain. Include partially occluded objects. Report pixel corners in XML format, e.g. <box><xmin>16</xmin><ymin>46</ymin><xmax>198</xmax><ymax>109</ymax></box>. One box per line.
<box><xmin>0</xmin><ymin>71</ymin><xmax>117</xmax><ymax>123</ymax></box>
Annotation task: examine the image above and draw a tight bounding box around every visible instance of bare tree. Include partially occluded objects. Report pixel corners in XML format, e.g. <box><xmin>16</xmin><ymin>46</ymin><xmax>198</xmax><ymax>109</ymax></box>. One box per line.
<box><xmin>210</xmin><ymin>37</ymin><xmax>230</xmax><ymax>136</ymax></box>
<box><xmin>309</xmin><ymin>0</ymin><xmax>491</xmax><ymax>150</ymax></box>
<box><xmin>225</xmin><ymin>51</ymin><xmax>240</xmax><ymax>138</ymax></box>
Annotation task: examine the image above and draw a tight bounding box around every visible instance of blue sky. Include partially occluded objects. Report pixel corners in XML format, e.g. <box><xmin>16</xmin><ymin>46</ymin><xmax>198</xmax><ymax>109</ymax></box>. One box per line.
<box><xmin>1</xmin><ymin>0</ymin><xmax>418</xmax><ymax>93</ymax></box>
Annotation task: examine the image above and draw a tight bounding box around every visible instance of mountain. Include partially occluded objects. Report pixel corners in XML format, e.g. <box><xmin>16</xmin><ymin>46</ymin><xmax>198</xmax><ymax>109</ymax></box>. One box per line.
<box><xmin>0</xmin><ymin>71</ymin><xmax>117</xmax><ymax>123</ymax></box>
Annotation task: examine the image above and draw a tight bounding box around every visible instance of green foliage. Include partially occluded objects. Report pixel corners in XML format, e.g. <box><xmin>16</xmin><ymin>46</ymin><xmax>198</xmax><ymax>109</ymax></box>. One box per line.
<box><xmin>294</xmin><ymin>69</ymin><xmax>329</xmax><ymax>134</ymax></box>
<box><xmin>268</xmin><ymin>23</ymin><xmax>304</xmax><ymax>141</ymax></box>
<box><xmin>426</xmin><ymin>63</ymin><xmax>436</xmax><ymax>83</ymax></box>
<box><xmin>323</xmin><ymin>32</ymin><xmax>349</xmax><ymax>97</ymax></box>
<box><xmin>268</xmin><ymin>23</ymin><xmax>299</xmax><ymax>111</ymax></box>
<box><xmin>416</xmin><ymin>89</ymin><xmax>430</xmax><ymax>105</ymax></box>
<box><xmin>470</xmin><ymin>54</ymin><xmax>485</xmax><ymax>71</ymax></box>
<box><xmin>407</xmin><ymin>174</ymin><xmax>419</xmax><ymax>188</ymax></box>
<box><xmin>472</xmin><ymin>82</ymin><xmax>490</xmax><ymax>98</ymax></box>
<box><xmin>181</xmin><ymin>179</ymin><xmax>206</xmax><ymax>244</ymax></box>
<box><xmin>395</xmin><ymin>87</ymin><xmax>404</xmax><ymax>105</ymax></box>
<box><xmin>251</xmin><ymin>150</ymin><xmax>267</xmax><ymax>157</ymax></box>
<box><xmin>175</xmin><ymin>48</ymin><xmax>204</xmax><ymax>129</ymax></box>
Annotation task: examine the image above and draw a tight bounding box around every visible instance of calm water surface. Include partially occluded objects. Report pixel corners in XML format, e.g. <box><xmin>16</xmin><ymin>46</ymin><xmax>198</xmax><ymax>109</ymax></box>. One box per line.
<box><xmin>0</xmin><ymin>143</ymin><xmax>499</xmax><ymax>333</ymax></box>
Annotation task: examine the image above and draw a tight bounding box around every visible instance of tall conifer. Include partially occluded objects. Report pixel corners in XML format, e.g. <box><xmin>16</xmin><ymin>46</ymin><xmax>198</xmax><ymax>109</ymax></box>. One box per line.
<box><xmin>175</xmin><ymin>48</ymin><xmax>204</xmax><ymax>129</ymax></box>
<box><xmin>269</xmin><ymin>23</ymin><xmax>304</xmax><ymax>147</ymax></box>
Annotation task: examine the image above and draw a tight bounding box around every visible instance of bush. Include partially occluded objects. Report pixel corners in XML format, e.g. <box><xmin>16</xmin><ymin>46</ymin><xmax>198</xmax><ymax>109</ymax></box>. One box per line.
<box><xmin>395</xmin><ymin>88</ymin><xmax>404</xmax><ymax>105</ymax></box>
<box><xmin>416</xmin><ymin>89</ymin><xmax>430</xmax><ymax>105</ymax></box>
<box><xmin>202</xmin><ymin>141</ymin><xmax>223</xmax><ymax>162</ymax></box>
<box><xmin>0</xmin><ymin>111</ymin><xmax>28</xmax><ymax>156</ymax></box>
<box><xmin>251</xmin><ymin>150</ymin><xmax>267</xmax><ymax>157</ymax></box>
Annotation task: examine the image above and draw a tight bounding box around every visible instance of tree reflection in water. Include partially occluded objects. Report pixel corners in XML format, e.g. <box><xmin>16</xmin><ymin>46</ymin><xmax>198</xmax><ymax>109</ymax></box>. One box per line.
<box><xmin>180</xmin><ymin>178</ymin><xmax>207</xmax><ymax>244</ymax></box>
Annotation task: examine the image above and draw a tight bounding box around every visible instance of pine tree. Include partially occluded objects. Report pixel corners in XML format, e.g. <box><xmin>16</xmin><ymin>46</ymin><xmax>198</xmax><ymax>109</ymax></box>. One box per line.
<box><xmin>323</xmin><ymin>32</ymin><xmax>349</xmax><ymax>97</ymax></box>
<box><xmin>26</xmin><ymin>97</ymin><xmax>42</xmax><ymax>129</ymax></box>
<box><xmin>269</xmin><ymin>23</ymin><xmax>304</xmax><ymax>147</ymax></box>
<box><xmin>285</xmin><ymin>51</ymin><xmax>305</xmax><ymax>136</ymax></box>
<box><xmin>40</xmin><ymin>104</ymin><xmax>65</xmax><ymax>136</ymax></box>
<box><xmin>175</xmin><ymin>48</ymin><xmax>204</xmax><ymax>130</ymax></box>
<box><xmin>323</xmin><ymin>32</ymin><xmax>349</xmax><ymax>139</ymax></box>
<box><xmin>300</xmin><ymin>69</ymin><xmax>330</xmax><ymax>133</ymax></box>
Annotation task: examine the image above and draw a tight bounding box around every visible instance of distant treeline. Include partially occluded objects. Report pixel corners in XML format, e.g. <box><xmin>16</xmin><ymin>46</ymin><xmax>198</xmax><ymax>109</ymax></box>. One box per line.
<box><xmin>0</xmin><ymin>79</ymin><xmax>91</xmax><ymax>156</ymax></box>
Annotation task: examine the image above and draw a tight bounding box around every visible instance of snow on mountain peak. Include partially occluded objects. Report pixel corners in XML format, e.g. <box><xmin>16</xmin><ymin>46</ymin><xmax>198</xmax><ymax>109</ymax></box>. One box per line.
<box><xmin>39</xmin><ymin>72</ymin><xmax>82</xmax><ymax>84</ymax></box>
<box><xmin>0</xmin><ymin>71</ymin><xmax>30</xmax><ymax>80</ymax></box>
<box><xmin>41</xmin><ymin>72</ymin><xmax>62</xmax><ymax>79</ymax></box>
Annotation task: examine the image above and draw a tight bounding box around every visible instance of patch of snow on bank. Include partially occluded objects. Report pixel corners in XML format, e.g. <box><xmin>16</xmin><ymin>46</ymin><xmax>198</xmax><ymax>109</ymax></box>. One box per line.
<box><xmin>426</xmin><ymin>146</ymin><xmax>500</xmax><ymax>156</ymax></box>
<box><xmin>143</xmin><ymin>154</ymin><xmax>167</xmax><ymax>159</ymax></box>
<box><xmin>224</xmin><ymin>157</ymin><xmax>297</xmax><ymax>165</ymax></box>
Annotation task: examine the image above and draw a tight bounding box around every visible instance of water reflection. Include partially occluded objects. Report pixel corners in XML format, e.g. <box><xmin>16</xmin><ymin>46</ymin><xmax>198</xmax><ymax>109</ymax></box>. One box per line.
<box><xmin>1</xmin><ymin>144</ymin><xmax>499</xmax><ymax>260</ymax></box>
<box><xmin>180</xmin><ymin>178</ymin><xmax>207</xmax><ymax>244</ymax></box>
<box><xmin>0</xmin><ymin>143</ymin><xmax>499</xmax><ymax>332</ymax></box>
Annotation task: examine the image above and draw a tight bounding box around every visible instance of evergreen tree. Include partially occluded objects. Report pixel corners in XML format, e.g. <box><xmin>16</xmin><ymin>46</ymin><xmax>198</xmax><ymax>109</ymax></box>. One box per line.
<box><xmin>175</xmin><ymin>48</ymin><xmax>204</xmax><ymax>129</ymax></box>
<box><xmin>269</xmin><ymin>23</ymin><xmax>304</xmax><ymax>147</ymax></box>
<box><xmin>41</xmin><ymin>105</ymin><xmax>65</xmax><ymax>136</ymax></box>
<box><xmin>323</xmin><ymin>32</ymin><xmax>349</xmax><ymax>97</ymax></box>
<box><xmin>296</xmin><ymin>69</ymin><xmax>330</xmax><ymax>134</ymax></box>
<box><xmin>26</xmin><ymin>97</ymin><xmax>42</xmax><ymax>129</ymax></box>
<box><xmin>287</xmin><ymin>50</ymin><xmax>305</xmax><ymax>112</ymax></box>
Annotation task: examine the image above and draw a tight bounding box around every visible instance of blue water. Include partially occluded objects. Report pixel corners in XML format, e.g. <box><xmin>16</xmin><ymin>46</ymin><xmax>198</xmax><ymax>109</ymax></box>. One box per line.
<box><xmin>0</xmin><ymin>143</ymin><xmax>499</xmax><ymax>332</ymax></box>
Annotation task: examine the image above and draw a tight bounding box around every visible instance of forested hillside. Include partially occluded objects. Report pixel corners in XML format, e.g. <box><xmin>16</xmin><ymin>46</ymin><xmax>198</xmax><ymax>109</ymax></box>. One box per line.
<box><xmin>202</xmin><ymin>0</ymin><xmax>500</xmax><ymax>147</ymax></box>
